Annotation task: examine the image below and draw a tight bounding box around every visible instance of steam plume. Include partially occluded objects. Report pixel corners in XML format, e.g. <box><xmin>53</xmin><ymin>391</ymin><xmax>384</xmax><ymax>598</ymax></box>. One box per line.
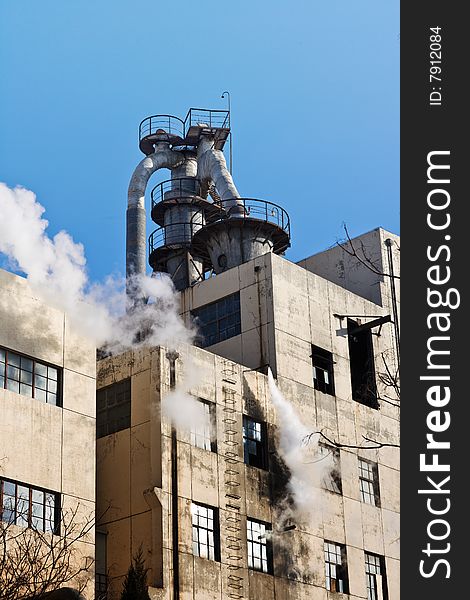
<box><xmin>0</xmin><ymin>182</ymin><xmax>192</xmax><ymax>352</ymax></box>
<box><xmin>268</xmin><ymin>369</ymin><xmax>335</xmax><ymax>526</ymax></box>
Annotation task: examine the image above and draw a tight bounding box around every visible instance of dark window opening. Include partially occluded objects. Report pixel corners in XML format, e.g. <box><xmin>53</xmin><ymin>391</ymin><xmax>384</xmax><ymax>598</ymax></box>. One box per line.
<box><xmin>319</xmin><ymin>443</ymin><xmax>342</xmax><ymax>494</ymax></box>
<box><xmin>359</xmin><ymin>459</ymin><xmax>381</xmax><ymax>507</ymax></box>
<box><xmin>96</xmin><ymin>378</ymin><xmax>131</xmax><ymax>438</ymax></box>
<box><xmin>0</xmin><ymin>477</ymin><xmax>60</xmax><ymax>534</ymax></box>
<box><xmin>365</xmin><ymin>552</ymin><xmax>388</xmax><ymax>600</ymax></box>
<box><xmin>243</xmin><ymin>416</ymin><xmax>268</xmax><ymax>470</ymax></box>
<box><xmin>191</xmin><ymin>502</ymin><xmax>220</xmax><ymax>561</ymax></box>
<box><xmin>324</xmin><ymin>541</ymin><xmax>349</xmax><ymax>593</ymax></box>
<box><xmin>0</xmin><ymin>346</ymin><xmax>61</xmax><ymax>406</ymax></box>
<box><xmin>192</xmin><ymin>292</ymin><xmax>241</xmax><ymax>348</ymax></box>
<box><xmin>347</xmin><ymin>319</ymin><xmax>378</xmax><ymax>408</ymax></box>
<box><xmin>312</xmin><ymin>345</ymin><xmax>335</xmax><ymax>395</ymax></box>
<box><xmin>247</xmin><ymin>518</ymin><xmax>273</xmax><ymax>574</ymax></box>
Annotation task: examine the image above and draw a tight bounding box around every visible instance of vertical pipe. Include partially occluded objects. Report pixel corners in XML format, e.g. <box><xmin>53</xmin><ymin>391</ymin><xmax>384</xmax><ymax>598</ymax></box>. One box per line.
<box><xmin>385</xmin><ymin>238</ymin><xmax>400</xmax><ymax>371</ymax></box>
<box><xmin>166</xmin><ymin>350</ymin><xmax>180</xmax><ymax>600</ymax></box>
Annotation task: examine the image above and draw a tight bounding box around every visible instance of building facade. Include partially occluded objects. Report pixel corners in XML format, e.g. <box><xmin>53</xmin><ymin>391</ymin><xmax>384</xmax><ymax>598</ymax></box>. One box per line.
<box><xmin>96</xmin><ymin>228</ymin><xmax>400</xmax><ymax>600</ymax></box>
<box><xmin>0</xmin><ymin>269</ymin><xmax>96</xmax><ymax>599</ymax></box>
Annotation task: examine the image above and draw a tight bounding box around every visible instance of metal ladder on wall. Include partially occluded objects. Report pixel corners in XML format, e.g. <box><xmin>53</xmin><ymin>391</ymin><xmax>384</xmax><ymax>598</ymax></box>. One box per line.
<box><xmin>221</xmin><ymin>360</ymin><xmax>244</xmax><ymax>599</ymax></box>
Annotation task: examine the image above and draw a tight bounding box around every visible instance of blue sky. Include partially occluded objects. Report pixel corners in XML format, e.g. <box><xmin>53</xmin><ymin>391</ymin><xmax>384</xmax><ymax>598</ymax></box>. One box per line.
<box><xmin>0</xmin><ymin>0</ymin><xmax>399</xmax><ymax>282</ymax></box>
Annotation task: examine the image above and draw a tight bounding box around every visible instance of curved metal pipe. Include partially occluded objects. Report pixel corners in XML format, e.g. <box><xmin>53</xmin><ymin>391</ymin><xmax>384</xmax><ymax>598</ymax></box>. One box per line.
<box><xmin>196</xmin><ymin>136</ymin><xmax>243</xmax><ymax>211</ymax></box>
<box><xmin>126</xmin><ymin>142</ymin><xmax>185</xmax><ymax>285</ymax></box>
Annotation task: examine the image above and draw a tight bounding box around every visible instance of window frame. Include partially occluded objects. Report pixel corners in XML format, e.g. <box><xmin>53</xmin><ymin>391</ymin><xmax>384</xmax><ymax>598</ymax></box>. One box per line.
<box><xmin>0</xmin><ymin>477</ymin><xmax>60</xmax><ymax>534</ymax></box>
<box><xmin>191</xmin><ymin>502</ymin><xmax>220</xmax><ymax>562</ymax></box>
<box><xmin>347</xmin><ymin>319</ymin><xmax>379</xmax><ymax>409</ymax></box>
<box><xmin>243</xmin><ymin>415</ymin><xmax>268</xmax><ymax>470</ymax></box>
<box><xmin>324</xmin><ymin>540</ymin><xmax>349</xmax><ymax>594</ymax></box>
<box><xmin>96</xmin><ymin>378</ymin><xmax>131</xmax><ymax>438</ymax></box>
<box><xmin>247</xmin><ymin>517</ymin><xmax>273</xmax><ymax>575</ymax></box>
<box><xmin>190</xmin><ymin>398</ymin><xmax>217</xmax><ymax>453</ymax></box>
<box><xmin>192</xmin><ymin>292</ymin><xmax>241</xmax><ymax>348</ymax></box>
<box><xmin>0</xmin><ymin>346</ymin><xmax>62</xmax><ymax>407</ymax></box>
<box><xmin>365</xmin><ymin>551</ymin><xmax>388</xmax><ymax>600</ymax></box>
<box><xmin>311</xmin><ymin>345</ymin><xmax>335</xmax><ymax>396</ymax></box>
<box><xmin>358</xmin><ymin>458</ymin><xmax>381</xmax><ymax>507</ymax></box>
<box><xmin>318</xmin><ymin>443</ymin><xmax>342</xmax><ymax>494</ymax></box>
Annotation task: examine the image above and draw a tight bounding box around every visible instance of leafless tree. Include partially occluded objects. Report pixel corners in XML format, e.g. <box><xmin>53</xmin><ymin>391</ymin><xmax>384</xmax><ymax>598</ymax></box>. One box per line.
<box><xmin>0</xmin><ymin>503</ymin><xmax>94</xmax><ymax>600</ymax></box>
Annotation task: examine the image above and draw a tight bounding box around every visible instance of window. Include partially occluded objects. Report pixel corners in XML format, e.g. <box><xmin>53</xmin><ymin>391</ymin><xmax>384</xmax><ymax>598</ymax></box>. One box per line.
<box><xmin>0</xmin><ymin>478</ymin><xmax>60</xmax><ymax>533</ymax></box>
<box><xmin>96</xmin><ymin>378</ymin><xmax>131</xmax><ymax>438</ymax></box>
<box><xmin>365</xmin><ymin>552</ymin><xmax>388</xmax><ymax>600</ymax></box>
<box><xmin>324</xmin><ymin>541</ymin><xmax>349</xmax><ymax>593</ymax></box>
<box><xmin>192</xmin><ymin>292</ymin><xmax>241</xmax><ymax>348</ymax></box>
<box><xmin>359</xmin><ymin>459</ymin><xmax>380</xmax><ymax>506</ymax></box>
<box><xmin>190</xmin><ymin>399</ymin><xmax>216</xmax><ymax>452</ymax></box>
<box><xmin>247</xmin><ymin>518</ymin><xmax>273</xmax><ymax>574</ymax></box>
<box><xmin>243</xmin><ymin>416</ymin><xmax>267</xmax><ymax>470</ymax></box>
<box><xmin>347</xmin><ymin>319</ymin><xmax>378</xmax><ymax>408</ymax></box>
<box><xmin>312</xmin><ymin>345</ymin><xmax>335</xmax><ymax>395</ymax></box>
<box><xmin>0</xmin><ymin>347</ymin><xmax>61</xmax><ymax>406</ymax></box>
<box><xmin>95</xmin><ymin>531</ymin><xmax>108</xmax><ymax>600</ymax></box>
<box><xmin>191</xmin><ymin>502</ymin><xmax>220</xmax><ymax>561</ymax></box>
<box><xmin>319</xmin><ymin>444</ymin><xmax>342</xmax><ymax>494</ymax></box>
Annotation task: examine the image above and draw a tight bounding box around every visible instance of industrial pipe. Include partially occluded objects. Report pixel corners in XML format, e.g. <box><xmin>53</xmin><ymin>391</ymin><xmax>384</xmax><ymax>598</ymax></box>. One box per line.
<box><xmin>126</xmin><ymin>141</ymin><xmax>185</xmax><ymax>290</ymax></box>
<box><xmin>196</xmin><ymin>136</ymin><xmax>244</xmax><ymax>212</ymax></box>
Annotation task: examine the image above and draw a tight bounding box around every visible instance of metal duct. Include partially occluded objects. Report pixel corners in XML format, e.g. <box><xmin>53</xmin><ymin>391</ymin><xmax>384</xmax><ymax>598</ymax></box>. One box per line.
<box><xmin>196</xmin><ymin>136</ymin><xmax>243</xmax><ymax>212</ymax></box>
<box><xmin>126</xmin><ymin>141</ymin><xmax>184</xmax><ymax>284</ymax></box>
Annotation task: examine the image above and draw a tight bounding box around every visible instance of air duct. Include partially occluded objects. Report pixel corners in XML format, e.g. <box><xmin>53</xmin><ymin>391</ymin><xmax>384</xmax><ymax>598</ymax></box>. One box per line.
<box><xmin>126</xmin><ymin>139</ymin><xmax>184</xmax><ymax>294</ymax></box>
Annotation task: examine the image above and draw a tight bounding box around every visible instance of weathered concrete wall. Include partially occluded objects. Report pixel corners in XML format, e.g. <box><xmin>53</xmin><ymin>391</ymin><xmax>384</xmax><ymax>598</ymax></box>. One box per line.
<box><xmin>0</xmin><ymin>269</ymin><xmax>96</xmax><ymax>599</ymax></box>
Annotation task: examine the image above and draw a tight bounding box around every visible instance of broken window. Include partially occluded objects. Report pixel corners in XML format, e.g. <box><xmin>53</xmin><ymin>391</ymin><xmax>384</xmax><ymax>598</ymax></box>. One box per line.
<box><xmin>312</xmin><ymin>345</ymin><xmax>335</xmax><ymax>395</ymax></box>
<box><xmin>96</xmin><ymin>378</ymin><xmax>131</xmax><ymax>438</ymax></box>
<box><xmin>347</xmin><ymin>319</ymin><xmax>378</xmax><ymax>409</ymax></box>
<box><xmin>0</xmin><ymin>478</ymin><xmax>60</xmax><ymax>534</ymax></box>
<box><xmin>192</xmin><ymin>292</ymin><xmax>241</xmax><ymax>348</ymax></box>
<box><xmin>247</xmin><ymin>518</ymin><xmax>273</xmax><ymax>574</ymax></box>
<box><xmin>191</xmin><ymin>502</ymin><xmax>220</xmax><ymax>561</ymax></box>
<box><xmin>319</xmin><ymin>443</ymin><xmax>342</xmax><ymax>494</ymax></box>
<box><xmin>324</xmin><ymin>541</ymin><xmax>349</xmax><ymax>593</ymax></box>
<box><xmin>359</xmin><ymin>458</ymin><xmax>381</xmax><ymax>506</ymax></box>
<box><xmin>190</xmin><ymin>399</ymin><xmax>216</xmax><ymax>452</ymax></box>
<box><xmin>365</xmin><ymin>552</ymin><xmax>388</xmax><ymax>600</ymax></box>
<box><xmin>0</xmin><ymin>346</ymin><xmax>61</xmax><ymax>406</ymax></box>
<box><xmin>243</xmin><ymin>416</ymin><xmax>267</xmax><ymax>470</ymax></box>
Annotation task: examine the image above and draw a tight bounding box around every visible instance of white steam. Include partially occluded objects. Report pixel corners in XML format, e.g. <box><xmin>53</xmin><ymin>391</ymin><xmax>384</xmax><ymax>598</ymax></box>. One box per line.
<box><xmin>0</xmin><ymin>182</ymin><xmax>193</xmax><ymax>352</ymax></box>
<box><xmin>268</xmin><ymin>369</ymin><xmax>335</xmax><ymax>526</ymax></box>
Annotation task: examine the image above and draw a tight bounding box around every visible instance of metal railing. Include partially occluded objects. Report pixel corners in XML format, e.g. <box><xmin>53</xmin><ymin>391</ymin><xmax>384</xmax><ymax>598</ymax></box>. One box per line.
<box><xmin>151</xmin><ymin>178</ymin><xmax>202</xmax><ymax>209</ymax></box>
<box><xmin>139</xmin><ymin>109</ymin><xmax>230</xmax><ymax>144</ymax></box>
<box><xmin>149</xmin><ymin>221</ymin><xmax>202</xmax><ymax>254</ymax></box>
<box><xmin>139</xmin><ymin>115</ymin><xmax>185</xmax><ymax>142</ymax></box>
<box><xmin>202</xmin><ymin>198</ymin><xmax>290</xmax><ymax>236</ymax></box>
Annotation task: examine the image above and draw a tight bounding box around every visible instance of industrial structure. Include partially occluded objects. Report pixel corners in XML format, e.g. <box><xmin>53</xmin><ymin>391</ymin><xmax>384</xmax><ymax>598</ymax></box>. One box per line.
<box><xmin>0</xmin><ymin>269</ymin><xmax>96</xmax><ymax>599</ymax></box>
<box><xmin>96</xmin><ymin>109</ymin><xmax>400</xmax><ymax>600</ymax></box>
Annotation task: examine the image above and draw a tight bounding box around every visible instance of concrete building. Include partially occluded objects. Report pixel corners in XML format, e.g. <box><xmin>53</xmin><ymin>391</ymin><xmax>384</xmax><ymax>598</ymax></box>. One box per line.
<box><xmin>0</xmin><ymin>269</ymin><xmax>96</xmax><ymax>599</ymax></box>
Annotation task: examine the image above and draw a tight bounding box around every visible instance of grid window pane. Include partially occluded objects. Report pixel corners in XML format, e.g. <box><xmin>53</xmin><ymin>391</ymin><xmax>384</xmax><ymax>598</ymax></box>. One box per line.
<box><xmin>324</xmin><ymin>541</ymin><xmax>348</xmax><ymax>593</ymax></box>
<box><xmin>1</xmin><ymin>479</ymin><xmax>59</xmax><ymax>533</ymax></box>
<box><xmin>1</xmin><ymin>347</ymin><xmax>61</xmax><ymax>406</ymax></box>
<box><xmin>192</xmin><ymin>293</ymin><xmax>241</xmax><ymax>348</ymax></box>
<box><xmin>365</xmin><ymin>552</ymin><xmax>387</xmax><ymax>600</ymax></box>
<box><xmin>312</xmin><ymin>345</ymin><xmax>335</xmax><ymax>395</ymax></box>
<box><xmin>359</xmin><ymin>459</ymin><xmax>380</xmax><ymax>506</ymax></box>
<box><xmin>247</xmin><ymin>518</ymin><xmax>272</xmax><ymax>574</ymax></box>
<box><xmin>96</xmin><ymin>379</ymin><xmax>131</xmax><ymax>438</ymax></box>
<box><xmin>243</xmin><ymin>416</ymin><xmax>267</xmax><ymax>469</ymax></box>
<box><xmin>191</xmin><ymin>503</ymin><xmax>218</xmax><ymax>561</ymax></box>
<box><xmin>190</xmin><ymin>400</ymin><xmax>215</xmax><ymax>452</ymax></box>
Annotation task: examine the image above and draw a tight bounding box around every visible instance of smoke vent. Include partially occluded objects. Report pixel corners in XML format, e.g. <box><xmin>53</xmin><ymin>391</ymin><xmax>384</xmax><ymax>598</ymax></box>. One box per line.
<box><xmin>126</xmin><ymin>107</ymin><xmax>291</xmax><ymax>297</ymax></box>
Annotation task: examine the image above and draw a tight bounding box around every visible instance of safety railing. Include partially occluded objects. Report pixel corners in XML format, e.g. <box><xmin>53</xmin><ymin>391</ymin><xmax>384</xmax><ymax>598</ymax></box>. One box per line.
<box><xmin>148</xmin><ymin>221</ymin><xmax>203</xmax><ymax>254</ymax></box>
<box><xmin>150</xmin><ymin>178</ymin><xmax>202</xmax><ymax>209</ymax></box>
<box><xmin>196</xmin><ymin>198</ymin><xmax>290</xmax><ymax>237</ymax></box>
<box><xmin>139</xmin><ymin>109</ymin><xmax>230</xmax><ymax>145</ymax></box>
